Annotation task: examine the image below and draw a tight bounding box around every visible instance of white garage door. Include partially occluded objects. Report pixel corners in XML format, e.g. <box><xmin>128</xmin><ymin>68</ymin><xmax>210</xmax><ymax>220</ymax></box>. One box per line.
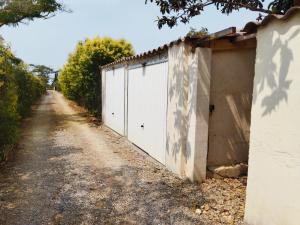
<box><xmin>127</xmin><ymin>62</ymin><xmax>168</xmax><ymax>164</ymax></box>
<box><xmin>104</xmin><ymin>68</ymin><xmax>125</xmax><ymax>135</ymax></box>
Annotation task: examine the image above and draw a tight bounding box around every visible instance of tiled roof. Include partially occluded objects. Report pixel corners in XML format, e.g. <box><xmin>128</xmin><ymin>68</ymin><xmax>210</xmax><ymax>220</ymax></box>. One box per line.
<box><xmin>101</xmin><ymin>37</ymin><xmax>187</xmax><ymax>69</ymax></box>
<box><xmin>101</xmin><ymin>27</ymin><xmax>238</xmax><ymax>69</ymax></box>
<box><xmin>243</xmin><ymin>7</ymin><xmax>300</xmax><ymax>34</ymax></box>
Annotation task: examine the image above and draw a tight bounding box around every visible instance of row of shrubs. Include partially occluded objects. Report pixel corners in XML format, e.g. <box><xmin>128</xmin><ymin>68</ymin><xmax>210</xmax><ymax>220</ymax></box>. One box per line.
<box><xmin>0</xmin><ymin>42</ymin><xmax>46</xmax><ymax>160</ymax></box>
<box><xmin>58</xmin><ymin>37</ymin><xmax>134</xmax><ymax>116</ymax></box>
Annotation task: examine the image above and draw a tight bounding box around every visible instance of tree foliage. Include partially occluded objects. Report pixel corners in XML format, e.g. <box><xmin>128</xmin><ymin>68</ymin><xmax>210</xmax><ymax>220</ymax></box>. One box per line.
<box><xmin>146</xmin><ymin>0</ymin><xmax>296</xmax><ymax>28</ymax></box>
<box><xmin>30</xmin><ymin>64</ymin><xmax>55</xmax><ymax>88</ymax></box>
<box><xmin>0</xmin><ymin>0</ymin><xmax>65</xmax><ymax>27</ymax></box>
<box><xmin>50</xmin><ymin>70</ymin><xmax>59</xmax><ymax>90</ymax></box>
<box><xmin>58</xmin><ymin>37</ymin><xmax>134</xmax><ymax>116</ymax></box>
<box><xmin>186</xmin><ymin>27</ymin><xmax>208</xmax><ymax>37</ymax></box>
<box><xmin>0</xmin><ymin>41</ymin><xmax>45</xmax><ymax>160</ymax></box>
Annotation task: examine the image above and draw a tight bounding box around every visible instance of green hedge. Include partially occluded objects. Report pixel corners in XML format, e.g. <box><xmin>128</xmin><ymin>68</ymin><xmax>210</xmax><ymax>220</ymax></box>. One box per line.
<box><xmin>58</xmin><ymin>37</ymin><xmax>134</xmax><ymax>116</ymax></box>
<box><xmin>0</xmin><ymin>43</ymin><xmax>46</xmax><ymax>160</ymax></box>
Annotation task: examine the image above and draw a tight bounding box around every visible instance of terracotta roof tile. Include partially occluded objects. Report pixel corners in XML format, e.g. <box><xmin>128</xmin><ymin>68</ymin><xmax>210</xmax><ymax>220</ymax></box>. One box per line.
<box><xmin>243</xmin><ymin>7</ymin><xmax>300</xmax><ymax>34</ymax></box>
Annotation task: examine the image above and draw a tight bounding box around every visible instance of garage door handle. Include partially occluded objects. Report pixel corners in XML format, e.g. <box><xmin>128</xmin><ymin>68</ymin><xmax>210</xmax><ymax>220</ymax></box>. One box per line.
<box><xmin>112</xmin><ymin>112</ymin><xmax>115</xmax><ymax>115</ymax></box>
<box><xmin>141</xmin><ymin>124</ymin><xmax>144</xmax><ymax>128</ymax></box>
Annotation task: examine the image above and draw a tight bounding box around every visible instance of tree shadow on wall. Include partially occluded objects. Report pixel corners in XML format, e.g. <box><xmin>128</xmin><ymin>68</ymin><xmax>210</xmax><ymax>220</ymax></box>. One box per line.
<box><xmin>166</xmin><ymin>46</ymin><xmax>190</xmax><ymax>164</ymax></box>
<box><xmin>167</xmin><ymin>46</ymin><xmax>209</xmax><ymax>165</ymax></box>
<box><xmin>253</xmin><ymin>26</ymin><xmax>300</xmax><ymax>116</ymax></box>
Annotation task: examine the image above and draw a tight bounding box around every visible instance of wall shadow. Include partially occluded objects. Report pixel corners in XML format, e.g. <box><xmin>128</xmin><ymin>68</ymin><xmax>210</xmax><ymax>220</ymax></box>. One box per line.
<box><xmin>166</xmin><ymin>45</ymin><xmax>189</xmax><ymax>164</ymax></box>
<box><xmin>167</xmin><ymin>45</ymin><xmax>201</xmax><ymax>164</ymax></box>
<box><xmin>167</xmin><ymin>46</ymin><xmax>210</xmax><ymax>170</ymax></box>
<box><xmin>207</xmin><ymin>48</ymin><xmax>255</xmax><ymax>166</ymax></box>
<box><xmin>253</xmin><ymin>26</ymin><xmax>299</xmax><ymax>117</ymax></box>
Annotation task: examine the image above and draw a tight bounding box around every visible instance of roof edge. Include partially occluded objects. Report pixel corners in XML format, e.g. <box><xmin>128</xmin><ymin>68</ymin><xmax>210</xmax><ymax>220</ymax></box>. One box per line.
<box><xmin>101</xmin><ymin>27</ymin><xmax>239</xmax><ymax>70</ymax></box>
<box><xmin>243</xmin><ymin>7</ymin><xmax>300</xmax><ymax>34</ymax></box>
<box><xmin>100</xmin><ymin>37</ymin><xmax>191</xmax><ymax>70</ymax></box>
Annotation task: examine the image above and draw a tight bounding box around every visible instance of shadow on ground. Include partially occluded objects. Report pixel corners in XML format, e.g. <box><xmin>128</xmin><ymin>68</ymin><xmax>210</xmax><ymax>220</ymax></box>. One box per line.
<box><xmin>0</xmin><ymin>92</ymin><xmax>206</xmax><ymax>225</ymax></box>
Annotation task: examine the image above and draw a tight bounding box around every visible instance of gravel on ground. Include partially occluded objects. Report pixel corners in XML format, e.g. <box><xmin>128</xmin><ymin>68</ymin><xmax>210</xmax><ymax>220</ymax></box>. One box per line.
<box><xmin>0</xmin><ymin>91</ymin><xmax>246</xmax><ymax>225</ymax></box>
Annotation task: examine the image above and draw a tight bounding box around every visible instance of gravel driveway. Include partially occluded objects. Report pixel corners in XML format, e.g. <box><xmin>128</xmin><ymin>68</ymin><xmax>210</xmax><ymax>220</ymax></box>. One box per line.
<box><xmin>0</xmin><ymin>91</ymin><xmax>246</xmax><ymax>225</ymax></box>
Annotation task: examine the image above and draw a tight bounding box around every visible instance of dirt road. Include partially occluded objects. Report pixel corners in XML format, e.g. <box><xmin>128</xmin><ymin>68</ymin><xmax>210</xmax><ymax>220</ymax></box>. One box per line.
<box><xmin>0</xmin><ymin>91</ymin><xmax>207</xmax><ymax>225</ymax></box>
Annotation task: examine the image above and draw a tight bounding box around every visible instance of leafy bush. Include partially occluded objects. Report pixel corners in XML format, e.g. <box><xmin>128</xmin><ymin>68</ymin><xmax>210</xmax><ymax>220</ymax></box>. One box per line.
<box><xmin>58</xmin><ymin>37</ymin><xmax>134</xmax><ymax>116</ymax></box>
<box><xmin>186</xmin><ymin>27</ymin><xmax>208</xmax><ymax>38</ymax></box>
<box><xmin>15</xmin><ymin>65</ymin><xmax>46</xmax><ymax>117</ymax></box>
<box><xmin>0</xmin><ymin>42</ymin><xmax>45</xmax><ymax>160</ymax></box>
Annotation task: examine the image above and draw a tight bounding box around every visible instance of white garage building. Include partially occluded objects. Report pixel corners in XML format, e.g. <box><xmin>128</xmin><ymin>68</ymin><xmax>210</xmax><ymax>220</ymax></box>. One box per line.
<box><xmin>102</xmin><ymin>48</ymin><xmax>173</xmax><ymax>166</ymax></box>
<box><xmin>101</xmin><ymin>28</ymin><xmax>256</xmax><ymax>182</ymax></box>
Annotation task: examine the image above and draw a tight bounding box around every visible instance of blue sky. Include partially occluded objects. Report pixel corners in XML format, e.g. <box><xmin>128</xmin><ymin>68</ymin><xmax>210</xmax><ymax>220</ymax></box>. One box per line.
<box><xmin>0</xmin><ymin>0</ymin><xmax>261</xmax><ymax>70</ymax></box>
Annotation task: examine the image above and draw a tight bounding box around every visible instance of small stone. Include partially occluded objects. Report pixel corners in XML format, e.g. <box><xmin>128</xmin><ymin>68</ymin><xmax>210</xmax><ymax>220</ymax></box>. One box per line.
<box><xmin>208</xmin><ymin>163</ymin><xmax>248</xmax><ymax>178</ymax></box>
<box><xmin>224</xmin><ymin>215</ymin><xmax>234</xmax><ymax>224</ymax></box>
<box><xmin>195</xmin><ymin>209</ymin><xmax>202</xmax><ymax>215</ymax></box>
<box><xmin>204</xmin><ymin>205</ymin><xmax>210</xmax><ymax>211</ymax></box>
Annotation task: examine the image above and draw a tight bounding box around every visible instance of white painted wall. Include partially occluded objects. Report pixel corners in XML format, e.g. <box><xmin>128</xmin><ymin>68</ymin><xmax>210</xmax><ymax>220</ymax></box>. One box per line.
<box><xmin>245</xmin><ymin>13</ymin><xmax>300</xmax><ymax>225</ymax></box>
<box><xmin>187</xmin><ymin>47</ymin><xmax>212</xmax><ymax>181</ymax></box>
<box><xmin>103</xmin><ymin>68</ymin><xmax>126</xmax><ymax>135</ymax></box>
<box><xmin>166</xmin><ymin>42</ymin><xmax>211</xmax><ymax>182</ymax></box>
<box><xmin>127</xmin><ymin>62</ymin><xmax>168</xmax><ymax>164</ymax></box>
<box><xmin>165</xmin><ymin>43</ymin><xmax>187</xmax><ymax>176</ymax></box>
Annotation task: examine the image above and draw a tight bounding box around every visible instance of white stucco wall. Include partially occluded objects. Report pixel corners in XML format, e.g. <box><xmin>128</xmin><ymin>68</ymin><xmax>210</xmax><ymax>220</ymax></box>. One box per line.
<box><xmin>166</xmin><ymin>42</ymin><xmax>211</xmax><ymax>182</ymax></box>
<box><xmin>245</xmin><ymin>13</ymin><xmax>300</xmax><ymax>225</ymax></box>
